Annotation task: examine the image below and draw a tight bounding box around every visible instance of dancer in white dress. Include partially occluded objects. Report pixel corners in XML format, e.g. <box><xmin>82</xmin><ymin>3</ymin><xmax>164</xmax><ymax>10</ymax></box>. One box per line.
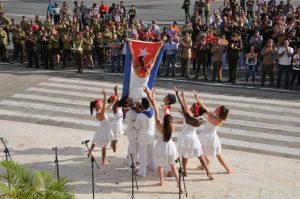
<box><xmin>193</xmin><ymin>90</ymin><xmax>232</xmax><ymax>174</ymax></box>
<box><xmin>144</xmin><ymin>88</ymin><xmax>182</xmax><ymax>192</ymax></box>
<box><xmin>175</xmin><ymin>87</ymin><xmax>213</xmax><ymax>180</ymax></box>
<box><xmin>88</xmin><ymin>89</ymin><xmax>115</xmax><ymax>165</ymax></box>
<box><xmin>110</xmin><ymin>86</ymin><xmax>124</xmax><ymax>153</ymax></box>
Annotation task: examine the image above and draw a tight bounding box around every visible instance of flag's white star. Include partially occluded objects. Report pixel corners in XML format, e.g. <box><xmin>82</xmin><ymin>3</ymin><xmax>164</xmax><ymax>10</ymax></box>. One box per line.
<box><xmin>138</xmin><ymin>47</ymin><xmax>150</xmax><ymax>57</ymax></box>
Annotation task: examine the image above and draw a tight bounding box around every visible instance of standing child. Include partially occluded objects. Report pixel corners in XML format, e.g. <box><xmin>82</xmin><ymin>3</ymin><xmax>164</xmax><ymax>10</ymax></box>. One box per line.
<box><xmin>88</xmin><ymin>89</ymin><xmax>115</xmax><ymax>165</ymax></box>
<box><xmin>110</xmin><ymin>86</ymin><xmax>124</xmax><ymax>152</ymax></box>
<box><xmin>144</xmin><ymin>88</ymin><xmax>181</xmax><ymax>192</ymax></box>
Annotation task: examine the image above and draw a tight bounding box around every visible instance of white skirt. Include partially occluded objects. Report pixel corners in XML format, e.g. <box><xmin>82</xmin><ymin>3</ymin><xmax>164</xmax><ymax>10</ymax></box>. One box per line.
<box><xmin>92</xmin><ymin>126</ymin><xmax>114</xmax><ymax>148</ymax></box>
<box><xmin>154</xmin><ymin>139</ymin><xmax>178</xmax><ymax>167</ymax></box>
<box><xmin>199</xmin><ymin>133</ymin><xmax>222</xmax><ymax>156</ymax></box>
<box><xmin>177</xmin><ymin>133</ymin><xmax>203</xmax><ymax>158</ymax></box>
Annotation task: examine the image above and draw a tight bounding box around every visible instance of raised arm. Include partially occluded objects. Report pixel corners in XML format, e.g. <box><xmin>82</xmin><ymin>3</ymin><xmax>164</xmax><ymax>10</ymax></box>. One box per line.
<box><xmin>144</xmin><ymin>87</ymin><xmax>160</xmax><ymax>124</ymax></box>
<box><xmin>114</xmin><ymin>85</ymin><xmax>119</xmax><ymax>100</ymax></box>
<box><xmin>193</xmin><ymin>90</ymin><xmax>208</xmax><ymax>112</ymax></box>
<box><xmin>175</xmin><ymin>87</ymin><xmax>192</xmax><ymax>117</ymax></box>
<box><xmin>96</xmin><ymin>89</ymin><xmax>106</xmax><ymax>121</ymax></box>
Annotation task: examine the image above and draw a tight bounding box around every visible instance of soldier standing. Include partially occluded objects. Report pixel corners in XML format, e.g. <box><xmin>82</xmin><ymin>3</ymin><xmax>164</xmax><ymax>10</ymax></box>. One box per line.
<box><xmin>0</xmin><ymin>26</ymin><xmax>8</xmax><ymax>62</ymax></box>
<box><xmin>25</xmin><ymin>29</ymin><xmax>39</xmax><ymax>68</ymax></box>
<box><xmin>12</xmin><ymin>25</ymin><xmax>25</xmax><ymax>64</ymax></box>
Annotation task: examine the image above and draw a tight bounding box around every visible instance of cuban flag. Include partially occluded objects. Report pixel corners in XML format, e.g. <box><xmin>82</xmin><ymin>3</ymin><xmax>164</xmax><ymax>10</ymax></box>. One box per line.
<box><xmin>122</xmin><ymin>40</ymin><xmax>164</xmax><ymax>101</ymax></box>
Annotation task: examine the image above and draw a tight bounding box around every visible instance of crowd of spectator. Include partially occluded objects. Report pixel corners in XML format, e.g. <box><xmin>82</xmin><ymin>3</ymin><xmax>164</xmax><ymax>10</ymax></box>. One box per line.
<box><xmin>0</xmin><ymin>0</ymin><xmax>299</xmax><ymax>90</ymax></box>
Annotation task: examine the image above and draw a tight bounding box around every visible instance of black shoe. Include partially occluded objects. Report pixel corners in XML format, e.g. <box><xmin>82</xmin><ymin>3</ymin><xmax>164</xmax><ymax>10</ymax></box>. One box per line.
<box><xmin>27</xmin><ymin>65</ymin><xmax>32</xmax><ymax>68</ymax></box>
<box><xmin>233</xmin><ymin>80</ymin><xmax>236</xmax><ymax>84</ymax></box>
<box><xmin>211</xmin><ymin>79</ymin><xmax>215</xmax><ymax>81</ymax></box>
<box><xmin>218</xmin><ymin>80</ymin><xmax>222</xmax><ymax>82</ymax></box>
<box><xmin>227</xmin><ymin>80</ymin><xmax>232</xmax><ymax>83</ymax></box>
<box><xmin>164</xmin><ymin>73</ymin><xmax>169</xmax><ymax>76</ymax></box>
<box><xmin>194</xmin><ymin>75</ymin><xmax>198</xmax><ymax>79</ymax></box>
<box><xmin>172</xmin><ymin>74</ymin><xmax>176</xmax><ymax>77</ymax></box>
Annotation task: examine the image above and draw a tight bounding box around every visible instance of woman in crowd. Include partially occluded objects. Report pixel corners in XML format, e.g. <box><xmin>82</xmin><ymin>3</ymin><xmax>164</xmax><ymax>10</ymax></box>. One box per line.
<box><xmin>245</xmin><ymin>45</ymin><xmax>258</xmax><ymax>83</ymax></box>
<box><xmin>261</xmin><ymin>39</ymin><xmax>277</xmax><ymax>87</ymax></box>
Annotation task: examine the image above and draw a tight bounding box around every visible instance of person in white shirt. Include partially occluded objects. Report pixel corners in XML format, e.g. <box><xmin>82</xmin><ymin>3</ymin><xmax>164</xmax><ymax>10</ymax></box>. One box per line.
<box><xmin>134</xmin><ymin>98</ymin><xmax>155</xmax><ymax>177</ymax></box>
<box><xmin>276</xmin><ymin>40</ymin><xmax>294</xmax><ymax>89</ymax></box>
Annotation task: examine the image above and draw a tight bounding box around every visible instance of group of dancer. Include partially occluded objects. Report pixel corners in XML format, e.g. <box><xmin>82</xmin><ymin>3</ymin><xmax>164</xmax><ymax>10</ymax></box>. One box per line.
<box><xmin>88</xmin><ymin>85</ymin><xmax>232</xmax><ymax>191</ymax></box>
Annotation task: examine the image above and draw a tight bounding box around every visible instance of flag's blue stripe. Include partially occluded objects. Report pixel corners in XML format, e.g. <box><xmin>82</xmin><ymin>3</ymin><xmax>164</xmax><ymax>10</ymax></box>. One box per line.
<box><xmin>147</xmin><ymin>48</ymin><xmax>164</xmax><ymax>89</ymax></box>
<box><xmin>122</xmin><ymin>41</ymin><xmax>132</xmax><ymax>97</ymax></box>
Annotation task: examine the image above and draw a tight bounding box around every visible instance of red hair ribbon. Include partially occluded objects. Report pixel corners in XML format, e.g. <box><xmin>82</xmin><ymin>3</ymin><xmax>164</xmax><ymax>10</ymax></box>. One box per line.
<box><xmin>195</xmin><ymin>103</ymin><xmax>200</xmax><ymax>117</ymax></box>
<box><xmin>95</xmin><ymin>98</ymin><xmax>101</xmax><ymax>111</ymax></box>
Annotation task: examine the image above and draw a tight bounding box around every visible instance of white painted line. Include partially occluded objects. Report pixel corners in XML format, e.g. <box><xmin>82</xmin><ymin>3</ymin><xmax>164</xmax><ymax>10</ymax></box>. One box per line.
<box><xmin>27</xmin><ymin>87</ymin><xmax>300</xmax><ymax>123</ymax></box>
<box><xmin>0</xmin><ymin>100</ymin><xmax>115</xmax><ymax>118</ymax></box>
<box><xmin>221</xmin><ymin>137</ymin><xmax>299</xmax><ymax>157</ymax></box>
<box><xmin>7</xmin><ymin>93</ymin><xmax>300</xmax><ymax>133</ymax></box>
<box><xmin>12</xmin><ymin>94</ymin><xmax>87</xmax><ymax>106</ymax></box>
<box><xmin>48</xmin><ymin>77</ymin><xmax>300</xmax><ymax>108</ymax></box>
<box><xmin>0</xmin><ymin>109</ymin><xmax>98</xmax><ymax>127</ymax></box>
<box><xmin>219</xmin><ymin>127</ymin><xmax>300</xmax><ymax>143</ymax></box>
<box><xmin>37</xmin><ymin>82</ymin><xmax>300</xmax><ymax>115</ymax></box>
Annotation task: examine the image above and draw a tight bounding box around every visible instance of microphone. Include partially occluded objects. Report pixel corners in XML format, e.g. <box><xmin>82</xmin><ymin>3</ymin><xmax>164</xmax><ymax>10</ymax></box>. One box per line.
<box><xmin>0</xmin><ymin>137</ymin><xmax>4</xmax><ymax>141</ymax></box>
<box><xmin>175</xmin><ymin>157</ymin><xmax>180</xmax><ymax>163</ymax></box>
<box><xmin>52</xmin><ymin>147</ymin><xmax>57</xmax><ymax>151</ymax></box>
<box><xmin>81</xmin><ymin>140</ymin><xmax>90</xmax><ymax>144</ymax></box>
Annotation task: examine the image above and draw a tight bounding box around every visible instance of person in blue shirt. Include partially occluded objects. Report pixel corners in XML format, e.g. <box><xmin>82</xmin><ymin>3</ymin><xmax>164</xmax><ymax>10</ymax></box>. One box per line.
<box><xmin>164</xmin><ymin>36</ymin><xmax>178</xmax><ymax>77</ymax></box>
<box><xmin>47</xmin><ymin>0</ymin><xmax>55</xmax><ymax>22</ymax></box>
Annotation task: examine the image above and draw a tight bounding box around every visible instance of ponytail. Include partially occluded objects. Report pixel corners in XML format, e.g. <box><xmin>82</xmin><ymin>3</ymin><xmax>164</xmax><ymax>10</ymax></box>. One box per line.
<box><xmin>163</xmin><ymin>114</ymin><xmax>173</xmax><ymax>142</ymax></box>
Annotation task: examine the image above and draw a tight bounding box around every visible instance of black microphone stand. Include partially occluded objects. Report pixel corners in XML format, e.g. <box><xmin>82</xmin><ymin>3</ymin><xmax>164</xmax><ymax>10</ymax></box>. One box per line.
<box><xmin>52</xmin><ymin>147</ymin><xmax>60</xmax><ymax>180</ymax></box>
<box><xmin>129</xmin><ymin>154</ymin><xmax>138</xmax><ymax>199</ymax></box>
<box><xmin>176</xmin><ymin>157</ymin><xmax>187</xmax><ymax>199</ymax></box>
<box><xmin>82</xmin><ymin>140</ymin><xmax>99</xmax><ymax>199</ymax></box>
<box><xmin>1</xmin><ymin>137</ymin><xmax>12</xmax><ymax>189</ymax></box>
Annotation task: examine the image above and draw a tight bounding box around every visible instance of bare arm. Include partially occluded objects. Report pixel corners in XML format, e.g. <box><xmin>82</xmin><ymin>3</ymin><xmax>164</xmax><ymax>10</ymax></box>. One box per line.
<box><xmin>192</xmin><ymin>90</ymin><xmax>208</xmax><ymax>112</ymax></box>
<box><xmin>96</xmin><ymin>89</ymin><xmax>106</xmax><ymax>121</ymax></box>
<box><xmin>144</xmin><ymin>87</ymin><xmax>163</xmax><ymax>132</ymax></box>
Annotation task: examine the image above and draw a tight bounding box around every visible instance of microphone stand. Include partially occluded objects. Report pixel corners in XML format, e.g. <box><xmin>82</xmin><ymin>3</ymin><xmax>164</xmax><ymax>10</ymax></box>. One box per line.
<box><xmin>129</xmin><ymin>154</ymin><xmax>138</xmax><ymax>199</ymax></box>
<box><xmin>1</xmin><ymin>137</ymin><xmax>12</xmax><ymax>189</ymax></box>
<box><xmin>82</xmin><ymin>140</ymin><xmax>99</xmax><ymax>199</ymax></box>
<box><xmin>52</xmin><ymin>147</ymin><xmax>60</xmax><ymax>180</ymax></box>
<box><xmin>176</xmin><ymin>158</ymin><xmax>187</xmax><ymax>199</ymax></box>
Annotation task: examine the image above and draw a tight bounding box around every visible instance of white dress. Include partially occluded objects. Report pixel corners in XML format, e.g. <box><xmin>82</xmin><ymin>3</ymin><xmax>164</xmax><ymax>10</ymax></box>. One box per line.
<box><xmin>198</xmin><ymin>121</ymin><xmax>222</xmax><ymax>156</ymax></box>
<box><xmin>111</xmin><ymin>108</ymin><xmax>124</xmax><ymax>140</ymax></box>
<box><xmin>177</xmin><ymin>122</ymin><xmax>203</xmax><ymax>158</ymax></box>
<box><xmin>154</xmin><ymin>133</ymin><xmax>178</xmax><ymax>167</ymax></box>
<box><xmin>92</xmin><ymin>115</ymin><xmax>114</xmax><ymax>148</ymax></box>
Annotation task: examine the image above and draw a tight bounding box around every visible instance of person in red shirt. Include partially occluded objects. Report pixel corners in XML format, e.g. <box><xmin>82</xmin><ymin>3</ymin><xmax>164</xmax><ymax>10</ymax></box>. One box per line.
<box><xmin>100</xmin><ymin>1</ymin><xmax>109</xmax><ymax>18</ymax></box>
<box><xmin>205</xmin><ymin>30</ymin><xmax>216</xmax><ymax>70</ymax></box>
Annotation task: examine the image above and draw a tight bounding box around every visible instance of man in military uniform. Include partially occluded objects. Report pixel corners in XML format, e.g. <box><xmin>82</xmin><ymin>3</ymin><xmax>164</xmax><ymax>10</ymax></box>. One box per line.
<box><xmin>0</xmin><ymin>26</ymin><xmax>8</xmax><ymax>62</ymax></box>
<box><xmin>12</xmin><ymin>25</ymin><xmax>25</xmax><ymax>63</ymax></box>
<box><xmin>0</xmin><ymin>12</ymin><xmax>10</xmax><ymax>45</ymax></box>
<box><xmin>25</xmin><ymin>29</ymin><xmax>39</xmax><ymax>68</ymax></box>
<box><xmin>40</xmin><ymin>31</ymin><xmax>53</xmax><ymax>69</ymax></box>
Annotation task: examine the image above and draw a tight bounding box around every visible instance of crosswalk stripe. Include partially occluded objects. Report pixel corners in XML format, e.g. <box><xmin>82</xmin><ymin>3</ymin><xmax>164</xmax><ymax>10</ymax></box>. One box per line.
<box><xmin>0</xmin><ymin>100</ymin><xmax>115</xmax><ymax>118</ymax></box>
<box><xmin>221</xmin><ymin>138</ymin><xmax>299</xmax><ymax>158</ymax></box>
<box><xmin>9</xmin><ymin>92</ymin><xmax>299</xmax><ymax>133</ymax></box>
<box><xmin>1</xmin><ymin>77</ymin><xmax>299</xmax><ymax>158</ymax></box>
<box><xmin>0</xmin><ymin>109</ymin><xmax>98</xmax><ymax>127</ymax></box>
<box><xmin>23</xmin><ymin>87</ymin><xmax>300</xmax><ymax>123</ymax></box>
<box><xmin>37</xmin><ymin>82</ymin><xmax>300</xmax><ymax>115</ymax></box>
<box><xmin>48</xmin><ymin>77</ymin><xmax>300</xmax><ymax>108</ymax></box>
<box><xmin>219</xmin><ymin>127</ymin><xmax>300</xmax><ymax>143</ymax></box>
